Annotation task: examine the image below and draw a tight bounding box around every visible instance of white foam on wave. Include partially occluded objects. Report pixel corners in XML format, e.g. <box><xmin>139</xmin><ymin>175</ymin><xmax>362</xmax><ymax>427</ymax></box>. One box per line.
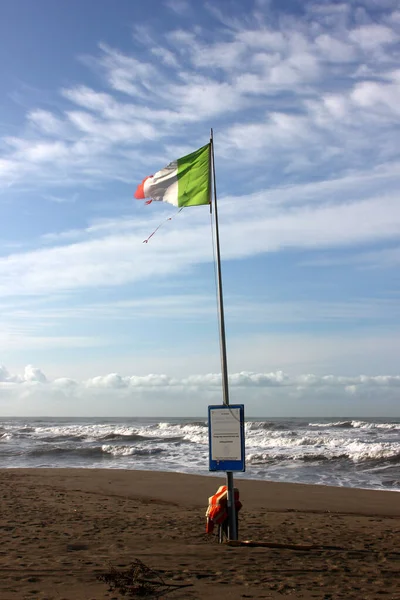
<box><xmin>352</xmin><ymin>421</ymin><xmax>400</xmax><ymax>431</ymax></box>
<box><xmin>246</xmin><ymin>421</ymin><xmax>287</xmax><ymax>431</ymax></box>
<box><xmin>309</xmin><ymin>421</ymin><xmax>353</xmax><ymax>428</ymax></box>
<box><xmin>155</xmin><ymin>422</ymin><xmax>208</xmax><ymax>444</ymax></box>
<box><xmin>247</xmin><ymin>451</ymin><xmax>330</xmax><ymax>464</ymax></box>
<box><xmin>247</xmin><ymin>439</ymin><xmax>400</xmax><ymax>463</ymax></box>
<box><xmin>344</xmin><ymin>441</ymin><xmax>400</xmax><ymax>462</ymax></box>
<box><xmin>310</xmin><ymin>420</ymin><xmax>400</xmax><ymax>430</ymax></box>
<box><xmin>101</xmin><ymin>444</ymin><xmax>165</xmax><ymax>457</ymax></box>
<box><xmin>28</xmin><ymin>423</ymin><xmax>143</xmax><ymax>441</ymax></box>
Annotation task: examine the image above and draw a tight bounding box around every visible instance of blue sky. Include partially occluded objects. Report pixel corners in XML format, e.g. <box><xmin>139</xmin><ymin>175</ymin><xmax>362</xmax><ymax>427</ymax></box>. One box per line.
<box><xmin>1</xmin><ymin>0</ymin><xmax>400</xmax><ymax>417</ymax></box>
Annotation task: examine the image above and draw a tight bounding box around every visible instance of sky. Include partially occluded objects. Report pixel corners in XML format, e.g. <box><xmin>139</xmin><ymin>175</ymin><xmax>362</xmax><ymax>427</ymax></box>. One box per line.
<box><xmin>1</xmin><ymin>0</ymin><xmax>400</xmax><ymax>417</ymax></box>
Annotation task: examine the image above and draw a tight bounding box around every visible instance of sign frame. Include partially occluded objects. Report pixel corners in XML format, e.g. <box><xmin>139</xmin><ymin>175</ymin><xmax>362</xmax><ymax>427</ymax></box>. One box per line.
<box><xmin>208</xmin><ymin>404</ymin><xmax>245</xmax><ymax>472</ymax></box>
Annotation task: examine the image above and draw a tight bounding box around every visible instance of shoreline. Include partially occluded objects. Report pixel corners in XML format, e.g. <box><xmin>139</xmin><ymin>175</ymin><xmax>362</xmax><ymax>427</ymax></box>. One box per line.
<box><xmin>4</xmin><ymin>464</ymin><xmax>400</xmax><ymax>496</ymax></box>
<box><xmin>1</xmin><ymin>468</ymin><xmax>399</xmax><ymax>599</ymax></box>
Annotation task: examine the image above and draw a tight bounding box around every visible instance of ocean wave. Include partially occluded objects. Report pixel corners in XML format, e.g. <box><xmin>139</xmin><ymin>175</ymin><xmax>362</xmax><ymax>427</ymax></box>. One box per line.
<box><xmin>246</xmin><ymin>421</ymin><xmax>289</xmax><ymax>431</ymax></box>
<box><xmin>3</xmin><ymin>417</ymin><xmax>399</xmax><ymax>492</ymax></box>
<box><xmin>310</xmin><ymin>420</ymin><xmax>400</xmax><ymax>430</ymax></box>
<box><xmin>27</xmin><ymin>424</ymin><xmax>147</xmax><ymax>441</ymax></box>
<box><xmin>155</xmin><ymin>422</ymin><xmax>208</xmax><ymax>445</ymax></box>
<box><xmin>39</xmin><ymin>434</ymin><xmax>87</xmax><ymax>442</ymax></box>
<box><xmin>247</xmin><ymin>442</ymin><xmax>400</xmax><ymax>465</ymax></box>
<box><xmin>357</xmin><ymin>448</ymin><xmax>400</xmax><ymax>464</ymax></box>
<box><xmin>157</xmin><ymin>421</ymin><xmax>207</xmax><ymax>431</ymax></box>
<box><xmin>100</xmin><ymin>432</ymin><xmax>154</xmax><ymax>442</ymax></box>
<box><xmin>28</xmin><ymin>445</ymin><xmax>107</xmax><ymax>458</ymax></box>
<box><xmin>245</xmin><ymin>433</ymin><xmax>331</xmax><ymax>449</ymax></box>
<box><xmin>309</xmin><ymin>421</ymin><xmax>354</xmax><ymax>428</ymax></box>
<box><xmin>24</xmin><ymin>421</ymin><xmax>199</xmax><ymax>445</ymax></box>
<box><xmin>101</xmin><ymin>432</ymin><xmax>185</xmax><ymax>444</ymax></box>
<box><xmin>352</xmin><ymin>421</ymin><xmax>400</xmax><ymax>431</ymax></box>
<box><xmin>380</xmin><ymin>479</ymin><xmax>400</xmax><ymax>488</ymax></box>
<box><xmin>247</xmin><ymin>451</ymin><xmax>337</xmax><ymax>464</ymax></box>
<box><xmin>27</xmin><ymin>443</ymin><xmax>167</xmax><ymax>460</ymax></box>
<box><xmin>101</xmin><ymin>444</ymin><xmax>165</xmax><ymax>457</ymax></box>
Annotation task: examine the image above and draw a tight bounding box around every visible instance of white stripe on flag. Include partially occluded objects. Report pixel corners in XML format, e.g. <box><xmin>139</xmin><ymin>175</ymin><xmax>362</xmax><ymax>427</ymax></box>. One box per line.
<box><xmin>144</xmin><ymin>160</ymin><xmax>179</xmax><ymax>206</ymax></box>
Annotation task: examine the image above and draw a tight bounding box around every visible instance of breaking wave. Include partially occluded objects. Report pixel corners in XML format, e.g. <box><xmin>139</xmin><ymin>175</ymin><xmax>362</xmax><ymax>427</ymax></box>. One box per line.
<box><xmin>1</xmin><ymin>416</ymin><xmax>399</xmax><ymax>491</ymax></box>
<box><xmin>28</xmin><ymin>444</ymin><xmax>166</xmax><ymax>459</ymax></box>
<box><xmin>101</xmin><ymin>445</ymin><xmax>165</xmax><ymax>457</ymax></box>
<box><xmin>310</xmin><ymin>420</ymin><xmax>400</xmax><ymax>430</ymax></box>
<box><xmin>100</xmin><ymin>432</ymin><xmax>157</xmax><ymax>442</ymax></box>
<box><xmin>28</xmin><ymin>446</ymin><xmax>108</xmax><ymax>458</ymax></box>
<box><xmin>246</xmin><ymin>421</ymin><xmax>289</xmax><ymax>431</ymax></box>
<box><xmin>39</xmin><ymin>434</ymin><xmax>87</xmax><ymax>442</ymax></box>
<box><xmin>247</xmin><ymin>444</ymin><xmax>400</xmax><ymax>465</ymax></box>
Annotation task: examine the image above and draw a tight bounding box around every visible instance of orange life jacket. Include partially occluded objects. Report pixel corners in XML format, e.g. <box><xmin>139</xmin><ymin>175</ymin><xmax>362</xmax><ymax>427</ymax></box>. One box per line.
<box><xmin>205</xmin><ymin>485</ymin><xmax>242</xmax><ymax>533</ymax></box>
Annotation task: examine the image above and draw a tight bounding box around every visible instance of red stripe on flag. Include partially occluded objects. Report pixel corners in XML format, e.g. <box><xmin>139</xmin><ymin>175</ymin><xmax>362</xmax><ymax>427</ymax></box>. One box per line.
<box><xmin>134</xmin><ymin>175</ymin><xmax>152</xmax><ymax>199</ymax></box>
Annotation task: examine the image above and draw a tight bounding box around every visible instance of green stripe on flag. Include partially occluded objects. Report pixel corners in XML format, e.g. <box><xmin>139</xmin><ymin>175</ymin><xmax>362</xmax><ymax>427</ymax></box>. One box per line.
<box><xmin>177</xmin><ymin>144</ymin><xmax>210</xmax><ymax>207</ymax></box>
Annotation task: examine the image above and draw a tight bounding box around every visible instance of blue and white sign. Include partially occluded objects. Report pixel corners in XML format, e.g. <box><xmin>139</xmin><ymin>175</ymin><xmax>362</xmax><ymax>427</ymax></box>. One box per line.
<box><xmin>208</xmin><ymin>404</ymin><xmax>245</xmax><ymax>472</ymax></box>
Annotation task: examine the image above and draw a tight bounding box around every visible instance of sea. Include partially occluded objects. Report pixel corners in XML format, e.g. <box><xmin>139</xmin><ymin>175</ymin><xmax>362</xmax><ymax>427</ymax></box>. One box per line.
<box><xmin>1</xmin><ymin>417</ymin><xmax>399</xmax><ymax>491</ymax></box>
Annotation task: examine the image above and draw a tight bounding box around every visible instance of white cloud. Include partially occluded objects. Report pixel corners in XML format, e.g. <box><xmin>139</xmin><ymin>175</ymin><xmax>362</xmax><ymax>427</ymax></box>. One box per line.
<box><xmin>150</xmin><ymin>47</ymin><xmax>180</xmax><ymax>68</ymax></box>
<box><xmin>236</xmin><ymin>29</ymin><xmax>286</xmax><ymax>51</ymax></box>
<box><xmin>0</xmin><ymin>364</ymin><xmax>46</xmax><ymax>383</ymax></box>
<box><xmin>0</xmin><ymin>160</ymin><xmax>399</xmax><ymax>299</ymax></box>
<box><xmin>314</xmin><ymin>34</ymin><xmax>356</xmax><ymax>62</ymax></box>
<box><xmin>0</xmin><ymin>5</ymin><xmax>398</xmax><ymax>192</ymax></box>
<box><xmin>351</xmin><ymin>72</ymin><xmax>400</xmax><ymax>116</ymax></box>
<box><xmin>191</xmin><ymin>41</ymin><xmax>247</xmax><ymax>70</ymax></box>
<box><xmin>169</xmin><ymin>75</ymin><xmax>247</xmax><ymax>117</ymax></box>
<box><xmin>23</xmin><ymin>365</ymin><xmax>47</xmax><ymax>383</ymax></box>
<box><xmin>62</xmin><ymin>85</ymin><xmax>182</xmax><ymax>126</ymax></box>
<box><xmin>349</xmin><ymin>23</ymin><xmax>397</xmax><ymax>50</ymax></box>
<box><xmin>165</xmin><ymin>0</ymin><xmax>190</xmax><ymax>16</ymax></box>
<box><xmin>3</xmin><ymin>294</ymin><xmax>400</xmax><ymax>327</ymax></box>
<box><xmin>44</xmin><ymin>192</ymin><xmax>79</xmax><ymax>204</ymax></box>
<box><xmin>3</xmin><ymin>364</ymin><xmax>400</xmax><ymax>392</ymax></box>
<box><xmin>98</xmin><ymin>43</ymin><xmax>158</xmax><ymax>97</ymax></box>
<box><xmin>1</xmin><ymin>364</ymin><xmax>400</xmax><ymax>417</ymax></box>
<box><xmin>28</xmin><ymin>109</ymin><xmax>69</xmax><ymax>136</ymax></box>
<box><xmin>0</xmin><ymin>158</ymin><xmax>18</xmax><ymax>182</ymax></box>
<box><xmin>67</xmin><ymin>110</ymin><xmax>158</xmax><ymax>142</ymax></box>
<box><xmin>0</xmin><ymin>365</ymin><xmax>11</xmax><ymax>382</ymax></box>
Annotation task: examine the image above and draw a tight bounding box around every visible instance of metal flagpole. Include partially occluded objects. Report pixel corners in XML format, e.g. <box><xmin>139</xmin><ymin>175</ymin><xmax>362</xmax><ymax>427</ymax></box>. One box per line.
<box><xmin>210</xmin><ymin>128</ymin><xmax>238</xmax><ymax>541</ymax></box>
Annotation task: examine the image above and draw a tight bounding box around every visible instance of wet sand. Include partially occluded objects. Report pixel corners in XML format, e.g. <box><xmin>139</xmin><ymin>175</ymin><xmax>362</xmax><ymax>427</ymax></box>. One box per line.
<box><xmin>0</xmin><ymin>469</ymin><xmax>399</xmax><ymax>599</ymax></box>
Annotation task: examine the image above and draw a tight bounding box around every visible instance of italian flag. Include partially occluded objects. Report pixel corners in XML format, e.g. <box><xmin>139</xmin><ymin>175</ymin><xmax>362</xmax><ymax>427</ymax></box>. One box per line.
<box><xmin>134</xmin><ymin>144</ymin><xmax>210</xmax><ymax>208</ymax></box>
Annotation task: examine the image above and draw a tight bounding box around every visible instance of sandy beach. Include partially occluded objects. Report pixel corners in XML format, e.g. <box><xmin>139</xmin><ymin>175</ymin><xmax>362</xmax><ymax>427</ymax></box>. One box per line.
<box><xmin>0</xmin><ymin>469</ymin><xmax>399</xmax><ymax>599</ymax></box>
